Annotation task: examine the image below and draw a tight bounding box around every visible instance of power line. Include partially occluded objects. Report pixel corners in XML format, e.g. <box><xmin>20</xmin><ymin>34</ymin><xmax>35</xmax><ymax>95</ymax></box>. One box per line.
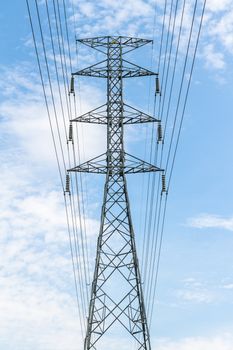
<box><xmin>26</xmin><ymin>0</ymin><xmax>65</xmax><ymax>190</ymax></box>
<box><xmin>146</xmin><ymin>0</ymin><xmax>207</xmax><ymax>327</ymax></box>
<box><xmin>26</xmin><ymin>0</ymin><xmax>90</xmax><ymax>333</ymax></box>
<box><xmin>27</xmin><ymin>0</ymin><xmax>207</xmax><ymax>345</ymax></box>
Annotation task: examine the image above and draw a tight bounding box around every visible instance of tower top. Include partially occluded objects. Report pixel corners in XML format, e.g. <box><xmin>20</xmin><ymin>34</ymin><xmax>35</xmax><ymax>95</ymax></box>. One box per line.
<box><xmin>77</xmin><ymin>35</ymin><xmax>152</xmax><ymax>54</ymax></box>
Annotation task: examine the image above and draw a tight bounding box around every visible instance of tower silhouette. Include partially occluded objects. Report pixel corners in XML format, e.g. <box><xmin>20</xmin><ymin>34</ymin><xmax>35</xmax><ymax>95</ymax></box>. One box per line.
<box><xmin>69</xmin><ymin>36</ymin><xmax>162</xmax><ymax>350</ymax></box>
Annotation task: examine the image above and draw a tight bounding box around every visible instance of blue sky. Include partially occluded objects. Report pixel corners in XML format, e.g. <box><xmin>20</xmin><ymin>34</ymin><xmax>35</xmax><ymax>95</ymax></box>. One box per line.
<box><xmin>0</xmin><ymin>1</ymin><xmax>233</xmax><ymax>350</ymax></box>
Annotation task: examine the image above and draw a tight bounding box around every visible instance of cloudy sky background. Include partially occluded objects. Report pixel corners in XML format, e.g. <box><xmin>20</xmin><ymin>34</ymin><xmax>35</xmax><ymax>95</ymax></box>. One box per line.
<box><xmin>0</xmin><ymin>0</ymin><xmax>233</xmax><ymax>349</ymax></box>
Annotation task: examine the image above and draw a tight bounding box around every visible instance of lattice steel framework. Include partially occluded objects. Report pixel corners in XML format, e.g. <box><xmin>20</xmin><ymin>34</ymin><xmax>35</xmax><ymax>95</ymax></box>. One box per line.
<box><xmin>69</xmin><ymin>36</ymin><xmax>162</xmax><ymax>350</ymax></box>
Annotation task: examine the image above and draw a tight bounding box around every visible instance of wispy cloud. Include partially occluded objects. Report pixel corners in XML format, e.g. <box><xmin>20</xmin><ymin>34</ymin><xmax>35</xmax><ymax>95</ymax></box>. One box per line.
<box><xmin>1</xmin><ymin>1</ymin><xmax>233</xmax><ymax>348</ymax></box>
<box><xmin>206</xmin><ymin>0</ymin><xmax>232</xmax><ymax>12</ymax></box>
<box><xmin>223</xmin><ymin>283</ymin><xmax>233</xmax><ymax>290</ymax></box>
<box><xmin>0</xmin><ymin>273</ymin><xmax>82</xmax><ymax>350</ymax></box>
<box><xmin>176</xmin><ymin>278</ymin><xmax>216</xmax><ymax>304</ymax></box>
<box><xmin>0</xmin><ymin>63</ymin><xmax>103</xmax><ymax>349</ymax></box>
<box><xmin>68</xmin><ymin>0</ymin><xmax>233</xmax><ymax>76</ymax></box>
<box><xmin>177</xmin><ymin>288</ymin><xmax>215</xmax><ymax>303</ymax></box>
<box><xmin>154</xmin><ymin>333</ymin><xmax>233</xmax><ymax>350</ymax></box>
<box><xmin>202</xmin><ymin>43</ymin><xmax>226</xmax><ymax>70</ymax></box>
<box><xmin>71</xmin><ymin>0</ymin><xmax>155</xmax><ymax>37</ymax></box>
<box><xmin>187</xmin><ymin>214</ymin><xmax>233</xmax><ymax>231</ymax></box>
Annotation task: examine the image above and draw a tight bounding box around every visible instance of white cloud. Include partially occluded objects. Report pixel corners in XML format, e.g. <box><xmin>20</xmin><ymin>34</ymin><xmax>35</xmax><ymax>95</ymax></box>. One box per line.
<box><xmin>0</xmin><ymin>157</ymin><xmax>87</xmax><ymax>347</ymax></box>
<box><xmin>154</xmin><ymin>334</ymin><xmax>233</xmax><ymax>350</ymax></box>
<box><xmin>0</xmin><ymin>274</ymin><xmax>82</xmax><ymax>350</ymax></box>
<box><xmin>0</xmin><ymin>64</ymin><xmax>103</xmax><ymax>349</ymax></box>
<box><xmin>176</xmin><ymin>279</ymin><xmax>215</xmax><ymax>304</ymax></box>
<box><xmin>79</xmin><ymin>2</ymin><xmax>95</xmax><ymax>17</ymax></box>
<box><xmin>207</xmin><ymin>8</ymin><xmax>233</xmax><ymax>54</ymax></box>
<box><xmin>1</xmin><ymin>1</ymin><xmax>233</xmax><ymax>348</ymax></box>
<box><xmin>223</xmin><ymin>283</ymin><xmax>233</xmax><ymax>290</ymax></box>
<box><xmin>70</xmin><ymin>0</ymin><xmax>155</xmax><ymax>37</ymax></box>
<box><xmin>187</xmin><ymin>214</ymin><xmax>233</xmax><ymax>231</ymax></box>
<box><xmin>177</xmin><ymin>289</ymin><xmax>215</xmax><ymax>303</ymax></box>
<box><xmin>0</xmin><ymin>66</ymin><xmax>106</xmax><ymax>165</ymax></box>
<box><xmin>202</xmin><ymin>43</ymin><xmax>226</xmax><ymax>70</ymax></box>
<box><xmin>206</xmin><ymin>0</ymin><xmax>232</xmax><ymax>12</ymax></box>
<box><xmin>68</xmin><ymin>0</ymin><xmax>233</xmax><ymax>78</ymax></box>
<box><xmin>202</xmin><ymin>3</ymin><xmax>233</xmax><ymax>72</ymax></box>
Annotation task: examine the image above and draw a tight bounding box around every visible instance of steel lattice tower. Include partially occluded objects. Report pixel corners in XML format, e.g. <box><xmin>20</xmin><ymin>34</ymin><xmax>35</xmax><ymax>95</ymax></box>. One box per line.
<box><xmin>69</xmin><ymin>36</ymin><xmax>162</xmax><ymax>350</ymax></box>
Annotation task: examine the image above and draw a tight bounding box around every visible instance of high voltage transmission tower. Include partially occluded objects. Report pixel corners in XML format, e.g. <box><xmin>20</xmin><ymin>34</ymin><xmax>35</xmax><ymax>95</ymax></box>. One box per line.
<box><xmin>69</xmin><ymin>36</ymin><xmax>163</xmax><ymax>350</ymax></box>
